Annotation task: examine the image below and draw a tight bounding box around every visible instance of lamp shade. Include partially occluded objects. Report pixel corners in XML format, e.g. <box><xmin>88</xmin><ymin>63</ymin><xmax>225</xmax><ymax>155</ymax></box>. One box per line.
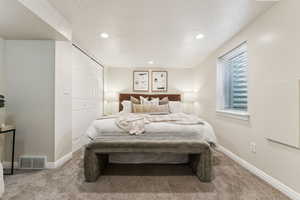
<box><xmin>183</xmin><ymin>92</ymin><xmax>197</xmax><ymax>102</ymax></box>
<box><xmin>106</xmin><ymin>91</ymin><xmax>118</xmax><ymax>102</ymax></box>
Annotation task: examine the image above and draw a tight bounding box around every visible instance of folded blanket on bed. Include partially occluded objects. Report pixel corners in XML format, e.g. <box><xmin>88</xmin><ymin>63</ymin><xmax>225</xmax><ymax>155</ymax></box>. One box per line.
<box><xmin>97</xmin><ymin>113</ymin><xmax>204</xmax><ymax>135</ymax></box>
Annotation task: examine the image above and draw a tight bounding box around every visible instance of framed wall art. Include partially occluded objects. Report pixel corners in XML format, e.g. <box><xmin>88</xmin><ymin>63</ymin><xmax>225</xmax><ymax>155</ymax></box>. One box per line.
<box><xmin>133</xmin><ymin>71</ymin><xmax>149</xmax><ymax>92</ymax></box>
<box><xmin>151</xmin><ymin>71</ymin><xmax>168</xmax><ymax>92</ymax></box>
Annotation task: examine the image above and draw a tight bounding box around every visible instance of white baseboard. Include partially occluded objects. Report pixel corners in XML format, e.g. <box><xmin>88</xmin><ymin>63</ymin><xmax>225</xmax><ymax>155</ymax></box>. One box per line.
<box><xmin>46</xmin><ymin>151</ymin><xmax>73</xmax><ymax>169</ymax></box>
<box><xmin>45</xmin><ymin>161</ymin><xmax>55</xmax><ymax>169</ymax></box>
<box><xmin>217</xmin><ymin>145</ymin><xmax>300</xmax><ymax>200</ymax></box>
<box><xmin>72</xmin><ymin>137</ymin><xmax>83</xmax><ymax>153</ymax></box>
<box><xmin>2</xmin><ymin>152</ymin><xmax>73</xmax><ymax>170</ymax></box>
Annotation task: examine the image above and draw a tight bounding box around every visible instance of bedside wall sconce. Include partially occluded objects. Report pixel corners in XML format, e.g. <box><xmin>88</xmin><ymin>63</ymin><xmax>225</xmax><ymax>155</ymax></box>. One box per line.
<box><xmin>105</xmin><ymin>91</ymin><xmax>118</xmax><ymax>103</ymax></box>
<box><xmin>183</xmin><ymin>91</ymin><xmax>197</xmax><ymax>103</ymax></box>
<box><xmin>104</xmin><ymin>91</ymin><xmax>119</xmax><ymax>115</ymax></box>
<box><xmin>182</xmin><ymin>91</ymin><xmax>199</xmax><ymax>114</ymax></box>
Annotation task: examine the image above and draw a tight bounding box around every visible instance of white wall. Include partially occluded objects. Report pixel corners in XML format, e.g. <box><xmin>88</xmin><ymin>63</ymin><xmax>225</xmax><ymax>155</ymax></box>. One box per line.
<box><xmin>54</xmin><ymin>41</ymin><xmax>72</xmax><ymax>161</ymax></box>
<box><xmin>72</xmin><ymin>46</ymin><xmax>104</xmax><ymax>151</ymax></box>
<box><xmin>106</xmin><ymin>67</ymin><xmax>195</xmax><ymax>92</ymax></box>
<box><xmin>5</xmin><ymin>40</ymin><xmax>56</xmax><ymax>162</ymax></box>
<box><xmin>194</xmin><ymin>0</ymin><xmax>300</xmax><ymax>194</ymax></box>
<box><xmin>0</xmin><ymin>38</ymin><xmax>4</xmax><ymax>95</ymax></box>
<box><xmin>0</xmin><ymin>38</ymin><xmax>5</xmax><ymax>124</ymax></box>
<box><xmin>4</xmin><ymin>40</ymin><xmax>73</xmax><ymax>163</ymax></box>
<box><xmin>106</xmin><ymin>67</ymin><xmax>195</xmax><ymax>113</ymax></box>
<box><xmin>0</xmin><ymin>38</ymin><xmax>5</xmax><ymax>160</ymax></box>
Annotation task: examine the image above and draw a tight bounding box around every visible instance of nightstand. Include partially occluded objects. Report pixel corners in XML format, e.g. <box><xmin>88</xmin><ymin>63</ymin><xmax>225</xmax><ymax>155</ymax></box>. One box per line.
<box><xmin>0</xmin><ymin>128</ymin><xmax>16</xmax><ymax>175</ymax></box>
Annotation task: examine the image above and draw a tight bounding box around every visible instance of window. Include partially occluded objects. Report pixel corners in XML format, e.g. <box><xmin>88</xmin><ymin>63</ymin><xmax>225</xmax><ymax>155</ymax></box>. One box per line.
<box><xmin>217</xmin><ymin>42</ymin><xmax>249</xmax><ymax>117</ymax></box>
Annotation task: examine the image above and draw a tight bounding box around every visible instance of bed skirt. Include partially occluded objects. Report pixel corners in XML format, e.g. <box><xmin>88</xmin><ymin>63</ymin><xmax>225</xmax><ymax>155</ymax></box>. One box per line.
<box><xmin>84</xmin><ymin>138</ymin><xmax>214</xmax><ymax>182</ymax></box>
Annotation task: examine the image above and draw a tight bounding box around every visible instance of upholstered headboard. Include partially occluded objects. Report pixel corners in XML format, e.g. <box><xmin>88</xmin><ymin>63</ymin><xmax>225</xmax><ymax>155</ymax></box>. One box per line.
<box><xmin>119</xmin><ymin>93</ymin><xmax>181</xmax><ymax>111</ymax></box>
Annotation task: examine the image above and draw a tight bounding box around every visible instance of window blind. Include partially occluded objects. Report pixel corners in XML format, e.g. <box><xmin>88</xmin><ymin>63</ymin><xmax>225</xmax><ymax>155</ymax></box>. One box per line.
<box><xmin>218</xmin><ymin>42</ymin><xmax>248</xmax><ymax>111</ymax></box>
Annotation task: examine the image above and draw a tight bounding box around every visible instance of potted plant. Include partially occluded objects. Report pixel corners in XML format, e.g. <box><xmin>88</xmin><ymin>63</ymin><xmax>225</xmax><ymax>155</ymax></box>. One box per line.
<box><xmin>0</xmin><ymin>95</ymin><xmax>4</xmax><ymax>108</ymax></box>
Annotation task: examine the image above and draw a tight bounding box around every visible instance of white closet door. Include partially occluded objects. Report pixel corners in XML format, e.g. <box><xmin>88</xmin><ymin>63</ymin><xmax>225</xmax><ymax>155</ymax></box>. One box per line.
<box><xmin>72</xmin><ymin>46</ymin><xmax>104</xmax><ymax>151</ymax></box>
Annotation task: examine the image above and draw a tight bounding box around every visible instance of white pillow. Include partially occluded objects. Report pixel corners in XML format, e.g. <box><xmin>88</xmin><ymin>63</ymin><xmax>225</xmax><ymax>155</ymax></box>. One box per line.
<box><xmin>140</xmin><ymin>96</ymin><xmax>159</xmax><ymax>106</ymax></box>
<box><xmin>121</xmin><ymin>100</ymin><xmax>132</xmax><ymax>113</ymax></box>
<box><xmin>169</xmin><ymin>101</ymin><xmax>184</xmax><ymax>113</ymax></box>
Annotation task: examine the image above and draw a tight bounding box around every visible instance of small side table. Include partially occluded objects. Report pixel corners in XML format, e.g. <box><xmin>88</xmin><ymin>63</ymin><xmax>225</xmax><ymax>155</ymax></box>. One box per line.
<box><xmin>0</xmin><ymin>128</ymin><xmax>16</xmax><ymax>175</ymax></box>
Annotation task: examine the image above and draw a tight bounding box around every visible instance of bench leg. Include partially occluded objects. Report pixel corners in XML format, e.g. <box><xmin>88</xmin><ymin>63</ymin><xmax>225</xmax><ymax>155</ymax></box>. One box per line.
<box><xmin>189</xmin><ymin>147</ymin><xmax>214</xmax><ymax>182</ymax></box>
<box><xmin>84</xmin><ymin>148</ymin><xmax>108</xmax><ymax>182</ymax></box>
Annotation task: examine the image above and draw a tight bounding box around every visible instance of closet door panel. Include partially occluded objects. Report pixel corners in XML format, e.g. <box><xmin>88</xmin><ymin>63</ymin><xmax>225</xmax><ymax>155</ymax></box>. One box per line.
<box><xmin>72</xmin><ymin>46</ymin><xmax>104</xmax><ymax>151</ymax></box>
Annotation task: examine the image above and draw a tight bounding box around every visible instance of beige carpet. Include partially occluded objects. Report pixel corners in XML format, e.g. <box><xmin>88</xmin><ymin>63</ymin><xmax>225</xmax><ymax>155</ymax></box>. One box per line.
<box><xmin>2</xmin><ymin>150</ymin><xmax>290</xmax><ymax>200</ymax></box>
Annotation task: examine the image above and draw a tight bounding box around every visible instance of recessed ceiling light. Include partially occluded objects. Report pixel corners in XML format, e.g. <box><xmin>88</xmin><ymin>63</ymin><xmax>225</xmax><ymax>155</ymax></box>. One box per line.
<box><xmin>196</xmin><ymin>34</ymin><xmax>205</xmax><ymax>39</ymax></box>
<box><xmin>148</xmin><ymin>60</ymin><xmax>154</xmax><ymax>65</ymax></box>
<box><xmin>100</xmin><ymin>32</ymin><xmax>109</xmax><ymax>39</ymax></box>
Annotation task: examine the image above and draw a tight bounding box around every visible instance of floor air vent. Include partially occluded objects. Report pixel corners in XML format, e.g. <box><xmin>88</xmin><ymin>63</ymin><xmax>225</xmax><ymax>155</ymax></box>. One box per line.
<box><xmin>19</xmin><ymin>156</ymin><xmax>46</xmax><ymax>169</ymax></box>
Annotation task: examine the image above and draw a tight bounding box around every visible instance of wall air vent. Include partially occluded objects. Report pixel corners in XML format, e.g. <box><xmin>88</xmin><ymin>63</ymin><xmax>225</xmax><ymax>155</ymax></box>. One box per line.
<box><xmin>19</xmin><ymin>156</ymin><xmax>46</xmax><ymax>169</ymax></box>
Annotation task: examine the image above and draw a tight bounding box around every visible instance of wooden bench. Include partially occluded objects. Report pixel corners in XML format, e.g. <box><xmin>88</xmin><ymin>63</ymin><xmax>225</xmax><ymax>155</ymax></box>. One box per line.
<box><xmin>84</xmin><ymin>139</ymin><xmax>214</xmax><ymax>182</ymax></box>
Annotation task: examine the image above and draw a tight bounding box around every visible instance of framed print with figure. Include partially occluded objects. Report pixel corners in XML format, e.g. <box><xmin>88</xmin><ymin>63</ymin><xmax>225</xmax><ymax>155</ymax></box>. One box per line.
<box><xmin>151</xmin><ymin>71</ymin><xmax>168</xmax><ymax>92</ymax></box>
<box><xmin>133</xmin><ymin>71</ymin><xmax>149</xmax><ymax>92</ymax></box>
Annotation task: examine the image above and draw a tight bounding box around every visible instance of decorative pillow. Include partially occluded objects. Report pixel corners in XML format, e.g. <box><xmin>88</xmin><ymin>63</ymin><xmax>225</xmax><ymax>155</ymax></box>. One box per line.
<box><xmin>168</xmin><ymin>101</ymin><xmax>184</xmax><ymax>113</ymax></box>
<box><xmin>132</xmin><ymin>104</ymin><xmax>148</xmax><ymax>113</ymax></box>
<box><xmin>121</xmin><ymin>100</ymin><xmax>132</xmax><ymax>113</ymax></box>
<box><xmin>156</xmin><ymin>97</ymin><xmax>169</xmax><ymax>105</ymax></box>
<box><xmin>151</xmin><ymin>98</ymin><xmax>160</xmax><ymax>105</ymax></box>
<box><xmin>151</xmin><ymin>104</ymin><xmax>170</xmax><ymax>113</ymax></box>
<box><xmin>140</xmin><ymin>96</ymin><xmax>159</xmax><ymax>106</ymax></box>
<box><xmin>140</xmin><ymin>96</ymin><xmax>149</xmax><ymax>104</ymax></box>
<box><xmin>130</xmin><ymin>96</ymin><xmax>140</xmax><ymax>104</ymax></box>
<box><xmin>132</xmin><ymin>104</ymin><xmax>170</xmax><ymax>113</ymax></box>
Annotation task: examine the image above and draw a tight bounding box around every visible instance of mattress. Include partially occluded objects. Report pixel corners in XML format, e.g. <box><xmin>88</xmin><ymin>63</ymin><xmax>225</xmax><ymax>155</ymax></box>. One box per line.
<box><xmin>85</xmin><ymin>113</ymin><xmax>216</xmax><ymax>164</ymax></box>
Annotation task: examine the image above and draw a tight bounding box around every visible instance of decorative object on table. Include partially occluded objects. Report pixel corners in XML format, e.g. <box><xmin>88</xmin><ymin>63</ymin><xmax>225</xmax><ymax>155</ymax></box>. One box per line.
<box><xmin>0</xmin><ymin>95</ymin><xmax>5</xmax><ymax>125</ymax></box>
<box><xmin>133</xmin><ymin>71</ymin><xmax>149</xmax><ymax>92</ymax></box>
<box><xmin>0</xmin><ymin>95</ymin><xmax>4</xmax><ymax>108</ymax></box>
<box><xmin>151</xmin><ymin>71</ymin><xmax>168</xmax><ymax>92</ymax></box>
<box><xmin>0</xmin><ymin>124</ymin><xmax>15</xmax><ymax>132</ymax></box>
<box><xmin>0</xmin><ymin>126</ymin><xmax>16</xmax><ymax>175</ymax></box>
<box><xmin>0</xmin><ymin>95</ymin><xmax>6</xmax><ymax>168</ymax></box>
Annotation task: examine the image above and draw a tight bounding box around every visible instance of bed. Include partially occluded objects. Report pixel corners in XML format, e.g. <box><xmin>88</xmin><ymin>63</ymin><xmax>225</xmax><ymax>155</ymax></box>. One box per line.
<box><xmin>84</xmin><ymin>93</ymin><xmax>217</xmax><ymax>182</ymax></box>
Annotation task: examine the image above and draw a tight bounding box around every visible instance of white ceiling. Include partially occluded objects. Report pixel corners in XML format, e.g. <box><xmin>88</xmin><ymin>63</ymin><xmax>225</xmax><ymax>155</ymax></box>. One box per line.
<box><xmin>49</xmin><ymin>0</ymin><xmax>276</xmax><ymax>68</ymax></box>
<box><xmin>0</xmin><ymin>0</ymin><xmax>67</xmax><ymax>40</ymax></box>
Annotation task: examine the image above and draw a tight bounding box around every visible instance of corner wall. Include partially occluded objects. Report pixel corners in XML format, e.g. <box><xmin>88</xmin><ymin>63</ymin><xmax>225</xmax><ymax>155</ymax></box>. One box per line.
<box><xmin>5</xmin><ymin>40</ymin><xmax>55</xmax><ymax>162</ymax></box>
<box><xmin>193</xmin><ymin>0</ymin><xmax>300</xmax><ymax>194</ymax></box>
<box><xmin>54</xmin><ymin>41</ymin><xmax>72</xmax><ymax>161</ymax></box>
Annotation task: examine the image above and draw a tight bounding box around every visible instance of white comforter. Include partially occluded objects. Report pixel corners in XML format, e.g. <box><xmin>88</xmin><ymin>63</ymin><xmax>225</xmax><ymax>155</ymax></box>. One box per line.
<box><xmin>85</xmin><ymin>113</ymin><xmax>217</xmax><ymax>163</ymax></box>
<box><xmin>87</xmin><ymin>113</ymin><xmax>216</xmax><ymax>143</ymax></box>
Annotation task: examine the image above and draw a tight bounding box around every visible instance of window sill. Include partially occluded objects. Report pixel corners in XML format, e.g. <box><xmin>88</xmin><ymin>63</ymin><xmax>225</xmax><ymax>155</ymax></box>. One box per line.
<box><xmin>216</xmin><ymin>109</ymin><xmax>250</xmax><ymax>121</ymax></box>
